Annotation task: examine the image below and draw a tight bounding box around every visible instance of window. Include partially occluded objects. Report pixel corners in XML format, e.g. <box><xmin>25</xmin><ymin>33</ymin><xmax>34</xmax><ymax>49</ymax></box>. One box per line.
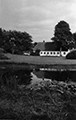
<box><xmin>47</xmin><ymin>52</ymin><xmax>49</xmax><ymax>54</ymax></box>
<box><xmin>57</xmin><ymin>52</ymin><xmax>59</xmax><ymax>54</ymax></box>
<box><xmin>64</xmin><ymin>52</ymin><xmax>66</xmax><ymax>54</ymax></box>
<box><xmin>50</xmin><ymin>52</ymin><xmax>52</xmax><ymax>54</ymax></box>
<box><xmin>40</xmin><ymin>52</ymin><xmax>42</xmax><ymax>54</ymax></box>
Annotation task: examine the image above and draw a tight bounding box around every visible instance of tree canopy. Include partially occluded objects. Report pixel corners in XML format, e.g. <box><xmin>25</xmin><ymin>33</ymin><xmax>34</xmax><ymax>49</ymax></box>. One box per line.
<box><xmin>73</xmin><ymin>32</ymin><xmax>76</xmax><ymax>44</ymax></box>
<box><xmin>0</xmin><ymin>28</ymin><xmax>33</xmax><ymax>54</ymax></box>
<box><xmin>51</xmin><ymin>20</ymin><xmax>74</xmax><ymax>50</ymax></box>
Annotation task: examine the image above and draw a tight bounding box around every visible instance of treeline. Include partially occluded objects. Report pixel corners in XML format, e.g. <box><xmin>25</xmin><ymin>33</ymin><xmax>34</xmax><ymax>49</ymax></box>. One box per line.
<box><xmin>1</xmin><ymin>21</ymin><xmax>76</xmax><ymax>55</ymax></box>
<box><xmin>0</xmin><ymin>28</ymin><xmax>33</xmax><ymax>54</ymax></box>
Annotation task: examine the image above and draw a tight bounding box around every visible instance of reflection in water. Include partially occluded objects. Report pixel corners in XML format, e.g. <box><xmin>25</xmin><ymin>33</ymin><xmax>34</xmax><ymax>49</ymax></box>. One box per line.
<box><xmin>0</xmin><ymin>67</ymin><xmax>76</xmax><ymax>90</ymax></box>
<box><xmin>0</xmin><ymin>68</ymin><xmax>32</xmax><ymax>90</ymax></box>
<box><xmin>33</xmin><ymin>69</ymin><xmax>76</xmax><ymax>82</ymax></box>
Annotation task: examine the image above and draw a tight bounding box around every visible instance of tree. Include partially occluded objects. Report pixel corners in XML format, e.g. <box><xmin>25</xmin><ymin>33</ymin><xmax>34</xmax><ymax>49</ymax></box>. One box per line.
<box><xmin>51</xmin><ymin>20</ymin><xmax>74</xmax><ymax>50</ymax></box>
<box><xmin>0</xmin><ymin>28</ymin><xmax>33</xmax><ymax>54</ymax></box>
<box><xmin>0</xmin><ymin>28</ymin><xmax>4</xmax><ymax>47</ymax></box>
<box><xmin>73</xmin><ymin>32</ymin><xmax>76</xmax><ymax>46</ymax></box>
<box><xmin>33</xmin><ymin>42</ymin><xmax>37</xmax><ymax>46</ymax></box>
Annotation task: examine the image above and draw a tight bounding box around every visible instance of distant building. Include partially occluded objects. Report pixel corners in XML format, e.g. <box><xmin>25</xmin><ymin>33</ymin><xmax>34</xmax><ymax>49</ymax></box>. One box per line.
<box><xmin>33</xmin><ymin>41</ymin><xmax>70</xmax><ymax>57</ymax></box>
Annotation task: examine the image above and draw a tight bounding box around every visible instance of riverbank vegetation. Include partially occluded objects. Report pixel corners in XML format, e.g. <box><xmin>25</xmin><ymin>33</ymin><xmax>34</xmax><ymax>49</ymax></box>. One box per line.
<box><xmin>0</xmin><ymin>80</ymin><xmax>76</xmax><ymax>120</ymax></box>
<box><xmin>66</xmin><ymin>49</ymin><xmax>76</xmax><ymax>59</ymax></box>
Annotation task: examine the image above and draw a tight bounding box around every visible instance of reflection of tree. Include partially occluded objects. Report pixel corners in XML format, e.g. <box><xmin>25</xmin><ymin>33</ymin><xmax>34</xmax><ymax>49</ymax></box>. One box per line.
<box><xmin>44</xmin><ymin>71</ymin><xmax>76</xmax><ymax>81</ymax></box>
<box><xmin>0</xmin><ymin>68</ymin><xmax>32</xmax><ymax>90</ymax></box>
<box><xmin>33</xmin><ymin>70</ymin><xmax>76</xmax><ymax>82</ymax></box>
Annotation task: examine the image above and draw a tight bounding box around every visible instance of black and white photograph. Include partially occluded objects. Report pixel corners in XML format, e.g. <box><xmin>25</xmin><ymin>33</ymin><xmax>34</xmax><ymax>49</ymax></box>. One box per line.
<box><xmin>0</xmin><ymin>0</ymin><xmax>76</xmax><ymax>120</ymax></box>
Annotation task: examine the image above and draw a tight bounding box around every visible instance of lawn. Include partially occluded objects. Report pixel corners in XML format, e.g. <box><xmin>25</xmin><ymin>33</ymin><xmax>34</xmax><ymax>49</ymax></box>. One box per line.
<box><xmin>0</xmin><ymin>53</ymin><xmax>76</xmax><ymax>71</ymax></box>
<box><xmin>1</xmin><ymin>53</ymin><xmax>76</xmax><ymax>65</ymax></box>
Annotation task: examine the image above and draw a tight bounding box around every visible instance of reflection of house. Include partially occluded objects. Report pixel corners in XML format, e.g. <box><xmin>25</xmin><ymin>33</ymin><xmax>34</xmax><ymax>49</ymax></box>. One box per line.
<box><xmin>33</xmin><ymin>41</ymin><xmax>70</xmax><ymax>57</ymax></box>
<box><xmin>33</xmin><ymin>70</ymin><xmax>45</xmax><ymax>79</ymax></box>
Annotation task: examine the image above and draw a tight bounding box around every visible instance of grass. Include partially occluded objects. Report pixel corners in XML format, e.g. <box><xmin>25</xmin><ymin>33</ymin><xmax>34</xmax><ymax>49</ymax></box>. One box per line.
<box><xmin>0</xmin><ymin>53</ymin><xmax>9</xmax><ymax>60</ymax></box>
<box><xmin>1</xmin><ymin>53</ymin><xmax>76</xmax><ymax>71</ymax></box>
<box><xmin>0</xmin><ymin>53</ymin><xmax>76</xmax><ymax>64</ymax></box>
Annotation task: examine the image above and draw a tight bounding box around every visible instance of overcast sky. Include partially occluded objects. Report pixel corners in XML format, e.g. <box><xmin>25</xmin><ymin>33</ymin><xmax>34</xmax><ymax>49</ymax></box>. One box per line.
<box><xmin>0</xmin><ymin>0</ymin><xmax>76</xmax><ymax>42</ymax></box>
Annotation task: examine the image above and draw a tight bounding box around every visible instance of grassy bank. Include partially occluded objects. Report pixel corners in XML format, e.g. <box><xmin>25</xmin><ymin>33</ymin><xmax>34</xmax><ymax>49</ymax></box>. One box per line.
<box><xmin>0</xmin><ymin>80</ymin><xmax>76</xmax><ymax>120</ymax></box>
<box><xmin>1</xmin><ymin>53</ymin><xmax>76</xmax><ymax>70</ymax></box>
<box><xmin>1</xmin><ymin>53</ymin><xmax>76</xmax><ymax>65</ymax></box>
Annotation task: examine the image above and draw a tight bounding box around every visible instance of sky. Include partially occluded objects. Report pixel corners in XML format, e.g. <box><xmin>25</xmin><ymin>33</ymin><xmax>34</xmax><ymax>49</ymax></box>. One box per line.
<box><xmin>0</xmin><ymin>0</ymin><xmax>76</xmax><ymax>42</ymax></box>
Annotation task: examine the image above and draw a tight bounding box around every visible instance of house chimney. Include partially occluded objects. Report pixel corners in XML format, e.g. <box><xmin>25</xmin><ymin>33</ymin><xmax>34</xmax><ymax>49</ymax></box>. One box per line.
<box><xmin>43</xmin><ymin>40</ymin><xmax>45</xmax><ymax>43</ymax></box>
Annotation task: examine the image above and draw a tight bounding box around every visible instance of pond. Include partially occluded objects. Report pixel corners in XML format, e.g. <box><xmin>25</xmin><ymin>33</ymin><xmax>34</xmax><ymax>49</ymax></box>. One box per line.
<box><xmin>0</xmin><ymin>65</ymin><xmax>76</xmax><ymax>120</ymax></box>
<box><xmin>0</xmin><ymin>66</ymin><xmax>76</xmax><ymax>88</ymax></box>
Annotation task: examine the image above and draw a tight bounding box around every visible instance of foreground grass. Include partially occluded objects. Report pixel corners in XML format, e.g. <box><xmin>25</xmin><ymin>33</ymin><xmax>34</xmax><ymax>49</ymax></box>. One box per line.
<box><xmin>0</xmin><ymin>80</ymin><xmax>76</xmax><ymax>120</ymax></box>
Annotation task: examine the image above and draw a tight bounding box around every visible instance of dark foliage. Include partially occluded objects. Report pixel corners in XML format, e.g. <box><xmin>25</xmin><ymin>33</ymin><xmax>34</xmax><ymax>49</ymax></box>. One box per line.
<box><xmin>0</xmin><ymin>79</ymin><xmax>76</xmax><ymax>120</ymax></box>
<box><xmin>30</xmin><ymin>49</ymin><xmax>40</xmax><ymax>56</ymax></box>
<box><xmin>0</xmin><ymin>28</ymin><xmax>33</xmax><ymax>54</ymax></box>
<box><xmin>51</xmin><ymin>21</ymin><xmax>74</xmax><ymax>50</ymax></box>
<box><xmin>35</xmin><ymin>49</ymin><xmax>40</xmax><ymax>56</ymax></box>
<box><xmin>73</xmin><ymin>32</ymin><xmax>76</xmax><ymax>47</ymax></box>
<box><xmin>73</xmin><ymin>32</ymin><xmax>76</xmax><ymax>41</ymax></box>
<box><xmin>66</xmin><ymin>50</ymin><xmax>76</xmax><ymax>59</ymax></box>
<box><xmin>33</xmin><ymin>42</ymin><xmax>37</xmax><ymax>47</ymax></box>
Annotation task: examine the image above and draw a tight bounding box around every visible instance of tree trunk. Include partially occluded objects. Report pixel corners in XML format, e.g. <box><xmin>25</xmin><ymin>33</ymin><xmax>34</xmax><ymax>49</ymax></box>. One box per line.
<box><xmin>60</xmin><ymin>47</ymin><xmax>62</xmax><ymax>56</ymax></box>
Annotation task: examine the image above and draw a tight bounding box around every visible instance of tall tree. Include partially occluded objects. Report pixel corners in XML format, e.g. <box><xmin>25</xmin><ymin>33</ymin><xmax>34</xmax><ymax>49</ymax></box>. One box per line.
<box><xmin>51</xmin><ymin>21</ymin><xmax>74</xmax><ymax>50</ymax></box>
<box><xmin>0</xmin><ymin>28</ymin><xmax>4</xmax><ymax>47</ymax></box>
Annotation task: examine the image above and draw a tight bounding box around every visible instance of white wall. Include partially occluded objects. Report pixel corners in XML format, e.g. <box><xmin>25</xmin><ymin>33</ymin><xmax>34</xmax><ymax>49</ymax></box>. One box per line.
<box><xmin>40</xmin><ymin>51</ymin><xmax>60</xmax><ymax>56</ymax></box>
<box><xmin>40</xmin><ymin>51</ymin><xmax>70</xmax><ymax>57</ymax></box>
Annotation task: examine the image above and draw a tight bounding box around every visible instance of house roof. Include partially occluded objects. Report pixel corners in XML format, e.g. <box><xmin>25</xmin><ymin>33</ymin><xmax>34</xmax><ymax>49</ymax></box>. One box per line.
<box><xmin>33</xmin><ymin>42</ymin><xmax>45</xmax><ymax>51</ymax></box>
<box><xmin>45</xmin><ymin>42</ymin><xmax>59</xmax><ymax>51</ymax></box>
<box><xmin>33</xmin><ymin>41</ymin><xmax>68</xmax><ymax>51</ymax></box>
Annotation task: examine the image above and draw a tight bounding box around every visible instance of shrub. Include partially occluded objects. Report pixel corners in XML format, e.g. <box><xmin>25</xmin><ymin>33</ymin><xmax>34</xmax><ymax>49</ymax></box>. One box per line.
<box><xmin>66</xmin><ymin>50</ymin><xmax>76</xmax><ymax>59</ymax></box>
<box><xmin>0</xmin><ymin>80</ymin><xmax>76</xmax><ymax>120</ymax></box>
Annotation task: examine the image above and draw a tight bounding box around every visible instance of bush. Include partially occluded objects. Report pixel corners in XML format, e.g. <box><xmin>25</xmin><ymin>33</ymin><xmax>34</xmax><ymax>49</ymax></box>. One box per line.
<box><xmin>66</xmin><ymin>50</ymin><xmax>76</xmax><ymax>59</ymax></box>
<box><xmin>30</xmin><ymin>49</ymin><xmax>40</xmax><ymax>56</ymax></box>
<box><xmin>0</xmin><ymin>80</ymin><xmax>76</xmax><ymax>120</ymax></box>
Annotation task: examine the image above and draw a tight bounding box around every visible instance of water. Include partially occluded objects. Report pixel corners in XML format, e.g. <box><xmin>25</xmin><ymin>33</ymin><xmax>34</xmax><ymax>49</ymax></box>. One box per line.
<box><xmin>0</xmin><ymin>66</ymin><xmax>76</xmax><ymax>94</ymax></box>
<box><xmin>0</xmin><ymin>66</ymin><xmax>76</xmax><ymax>89</ymax></box>
<box><xmin>0</xmin><ymin>65</ymin><xmax>76</xmax><ymax>120</ymax></box>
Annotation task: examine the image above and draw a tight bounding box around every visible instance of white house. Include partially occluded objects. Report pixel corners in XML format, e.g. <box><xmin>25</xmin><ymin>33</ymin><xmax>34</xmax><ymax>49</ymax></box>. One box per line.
<box><xmin>33</xmin><ymin>41</ymin><xmax>70</xmax><ymax>57</ymax></box>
